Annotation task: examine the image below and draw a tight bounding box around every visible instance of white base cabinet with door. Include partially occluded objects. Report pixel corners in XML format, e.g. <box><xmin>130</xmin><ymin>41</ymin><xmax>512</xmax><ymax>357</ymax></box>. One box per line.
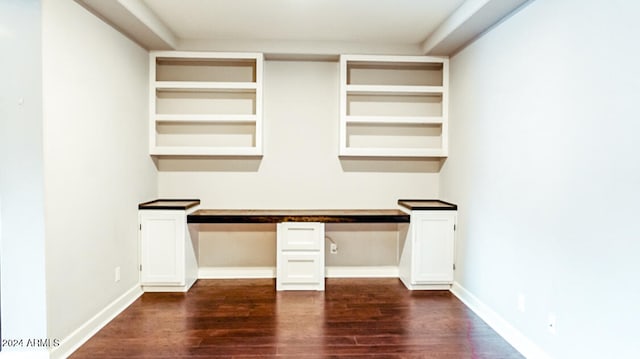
<box><xmin>398</xmin><ymin>200</ymin><xmax>457</xmax><ymax>290</ymax></box>
<box><xmin>276</xmin><ymin>222</ymin><xmax>325</xmax><ymax>291</ymax></box>
<box><xmin>138</xmin><ymin>199</ymin><xmax>200</xmax><ymax>292</ymax></box>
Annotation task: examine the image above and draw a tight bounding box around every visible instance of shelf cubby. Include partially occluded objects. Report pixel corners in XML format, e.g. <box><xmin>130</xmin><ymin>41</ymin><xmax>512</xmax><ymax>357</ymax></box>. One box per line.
<box><xmin>340</xmin><ymin>55</ymin><xmax>448</xmax><ymax>158</ymax></box>
<box><xmin>149</xmin><ymin>51</ymin><xmax>263</xmax><ymax>156</ymax></box>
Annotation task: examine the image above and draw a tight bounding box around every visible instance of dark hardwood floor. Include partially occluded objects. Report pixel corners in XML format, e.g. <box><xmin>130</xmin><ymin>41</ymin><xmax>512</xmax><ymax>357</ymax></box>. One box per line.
<box><xmin>71</xmin><ymin>279</ymin><xmax>523</xmax><ymax>358</ymax></box>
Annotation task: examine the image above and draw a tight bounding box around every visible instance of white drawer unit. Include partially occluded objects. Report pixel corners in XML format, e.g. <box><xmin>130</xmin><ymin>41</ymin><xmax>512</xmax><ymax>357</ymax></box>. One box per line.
<box><xmin>276</xmin><ymin>222</ymin><xmax>325</xmax><ymax>291</ymax></box>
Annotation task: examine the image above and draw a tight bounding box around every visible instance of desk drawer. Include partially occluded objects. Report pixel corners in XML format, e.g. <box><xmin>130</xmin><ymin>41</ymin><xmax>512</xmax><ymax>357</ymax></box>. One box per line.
<box><xmin>277</xmin><ymin>222</ymin><xmax>323</xmax><ymax>251</ymax></box>
<box><xmin>277</xmin><ymin>252</ymin><xmax>323</xmax><ymax>286</ymax></box>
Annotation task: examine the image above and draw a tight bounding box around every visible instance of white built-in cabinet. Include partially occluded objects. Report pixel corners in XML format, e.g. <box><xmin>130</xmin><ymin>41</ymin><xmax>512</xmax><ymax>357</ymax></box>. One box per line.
<box><xmin>149</xmin><ymin>51</ymin><xmax>263</xmax><ymax>156</ymax></box>
<box><xmin>276</xmin><ymin>222</ymin><xmax>325</xmax><ymax>291</ymax></box>
<box><xmin>138</xmin><ymin>206</ymin><xmax>198</xmax><ymax>292</ymax></box>
<box><xmin>339</xmin><ymin>55</ymin><xmax>449</xmax><ymax>157</ymax></box>
<box><xmin>399</xmin><ymin>210</ymin><xmax>457</xmax><ymax>290</ymax></box>
<box><xmin>148</xmin><ymin>52</ymin><xmax>448</xmax><ymax>158</ymax></box>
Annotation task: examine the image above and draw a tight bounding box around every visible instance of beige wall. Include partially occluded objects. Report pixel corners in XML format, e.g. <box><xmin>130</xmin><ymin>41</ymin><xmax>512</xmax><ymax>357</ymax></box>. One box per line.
<box><xmin>442</xmin><ymin>0</ymin><xmax>640</xmax><ymax>357</ymax></box>
<box><xmin>0</xmin><ymin>0</ymin><xmax>48</xmax><ymax>350</ymax></box>
<box><xmin>159</xmin><ymin>60</ymin><xmax>439</xmax><ymax>268</ymax></box>
<box><xmin>42</xmin><ymin>0</ymin><xmax>157</xmax><ymax>344</ymax></box>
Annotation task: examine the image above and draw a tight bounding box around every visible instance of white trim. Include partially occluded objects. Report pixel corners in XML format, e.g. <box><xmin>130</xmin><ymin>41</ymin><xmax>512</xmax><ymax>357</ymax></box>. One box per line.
<box><xmin>0</xmin><ymin>351</ymin><xmax>50</xmax><ymax>359</ymax></box>
<box><xmin>198</xmin><ymin>266</ymin><xmax>276</xmax><ymax>279</ymax></box>
<box><xmin>325</xmin><ymin>266</ymin><xmax>398</xmax><ymax>278</ymax></box>
<box><xmin>421</xmin><ymin>0</ymin><xmax>530</xmax><ymax>55</ymax></box>
<box><xmin>49</xmin><ymin>285</ymin><xmax>143</xmax><ymax>359</ymax></box>
<box><xmin>399</xmin><ymin>276</ymin><xmax>451</xmax><ymax>290</ymax></box>
<box><xmin>141</xmin><ymin>280</ymin><xmax>195</xmax><ymax>293</ymax></box>
<box><xmin>450</xmin><ymin>282</ymin><xmax>551</xmax><ymax>359</ymax></box>
<box><xmin>197</xmin><ymin>266</ymin><xmax>400</xmax><ymax>279</ymax></box>
<box><xmin>341</xmin><ymin>54</ymin><xmax>447</xmax><ymax>63</ymax></box>
<box><xmin>151</xmin><ymin>51</ymin><xmax>263</xmax><ymax>60</ymax></box>
<box><xmin>117</xmin><ymin>0</ymin><xmax>178</xmax><ymax>48</ymax></box>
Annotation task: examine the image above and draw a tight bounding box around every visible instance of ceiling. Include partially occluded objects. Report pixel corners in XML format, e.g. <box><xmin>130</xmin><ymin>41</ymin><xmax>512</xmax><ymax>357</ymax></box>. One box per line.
<box><xmin>76</xmin><ymin>0</ymin><xmax>530</xmax><ymax>57</ymax></box>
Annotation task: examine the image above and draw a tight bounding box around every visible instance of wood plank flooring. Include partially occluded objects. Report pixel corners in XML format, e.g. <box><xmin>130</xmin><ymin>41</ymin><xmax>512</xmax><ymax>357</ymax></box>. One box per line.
<box><xmin>71</xmin><ymin>279</ymin><xmax>523</xmax><ymax>358</ymax></box>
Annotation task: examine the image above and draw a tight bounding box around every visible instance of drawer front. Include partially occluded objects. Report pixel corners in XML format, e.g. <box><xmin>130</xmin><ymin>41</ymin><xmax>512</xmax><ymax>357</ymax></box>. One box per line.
<box><xmin>278</xmin><ymin>222</ymin><xmax>324</xmax><ymax>251</ymax></box>
<box><xmin>277</xmin><ymin>252</ymin><xmax>323</xmax><ymax>287</ymax></box>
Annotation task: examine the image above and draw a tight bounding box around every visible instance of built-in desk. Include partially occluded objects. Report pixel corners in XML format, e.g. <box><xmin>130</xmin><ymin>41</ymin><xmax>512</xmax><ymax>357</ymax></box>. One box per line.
<box><xmin>188</xmin><ymin>209</ymin><xmax>410</xmax><ymax>223</ymax></box>
<box><xmin>138</xmin><ymin>199</ymin><xmax>457</xmax><ymax>292</ymax></box>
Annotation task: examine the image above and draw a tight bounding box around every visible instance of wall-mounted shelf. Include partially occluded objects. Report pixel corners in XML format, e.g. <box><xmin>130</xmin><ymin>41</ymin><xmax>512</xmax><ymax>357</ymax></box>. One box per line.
<box><xmin>149</xmin><ymin>51</ymin><xmax>263</xmax><ymax>156</ymax></box>
<box><xmin>339</xmin><ymin>55</ymin><xmax>449</xmax><ymax>158</ymax></box>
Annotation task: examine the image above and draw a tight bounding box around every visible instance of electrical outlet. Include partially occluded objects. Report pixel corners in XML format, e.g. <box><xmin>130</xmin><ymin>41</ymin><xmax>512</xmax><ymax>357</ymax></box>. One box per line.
<box><xmin>115</xmin><ymin>266</ymin><xmax>121</xmax><ymax>282</ymax></box>
<box><xmin>330</xmin><ymin>243</ymin><xmax>338</xmax><ymax>254</ymax></box>
<box><xmin>547</xmin><ymin>313</ymin><xmax>557</xmax><ymax>335</ymax></box>
<box><xmin>517</xmin><ymin>293</ymin><xmax>526</xmax><ymax>313</ymax></box>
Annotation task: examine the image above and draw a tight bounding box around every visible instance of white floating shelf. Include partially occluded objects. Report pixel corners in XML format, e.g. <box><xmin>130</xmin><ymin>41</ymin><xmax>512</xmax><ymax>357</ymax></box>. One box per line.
<box><xmin>345</xmin><ymin>115</ymin><xmax>443</xmax><ymax>125</ymax></box>
<box><xmin>150</xmin><ymin>146</ymin><xmax>263</xmax><ymax>157</ymax></box>
<box><xmin>155</xmin><ymin>114</ymin><xmax>257</xmax><ymax>123</ymax></box>
<box><xmin>155</xmin><ymin>81</ymin><xmax>257</xmax><ymax>92</ymax></box>
<box><xmin>339</xmin><ymin>147</ymin><xmax>447</xmax><ymax>158</ymax></box>
<box><xmin>346</xmin><ymin>84</ymin><xmax>443</xmax><ymax>95</ymax></box>
<box><xmin>339</xmin><ymin>54</ymin><xmax>449</xmax><ymax>158</ymax></box>
<box><xmin>149</xmin><ymin>51</ymin><xmax>263</xmax><ymax>157</ymax></box>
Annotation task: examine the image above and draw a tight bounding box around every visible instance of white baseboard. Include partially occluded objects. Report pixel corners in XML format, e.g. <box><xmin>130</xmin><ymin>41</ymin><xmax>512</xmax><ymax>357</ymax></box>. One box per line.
<box><xmin>198</xmin><ymin>266</ymin><xmax>400</xmax><ymax>279</ymax></box>
<box><xmin>48</xmin><ymin>285</ymin><xmax>143</xmax><ymax>359</ymax></box>
<box><xmin>0</xmin><ymin>351</ymin><xmax>50</xmax><ymax>359</ymax></box>
<box><xmin>325</xmin><ymin>266</ymin><xmax>399</xmax><ymax>278</ymax></box>
<box><xmin>450</xmin><ymin>282</ymin><xmax>551</xmax><ymax>359</ymax></box>
<box><xmin>198</xmin><ymin>266</ymin><xmax>276</xmax><ymax>279</ymax></box>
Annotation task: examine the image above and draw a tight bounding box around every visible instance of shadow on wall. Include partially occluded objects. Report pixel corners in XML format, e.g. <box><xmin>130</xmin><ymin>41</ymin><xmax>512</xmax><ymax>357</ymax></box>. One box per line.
<box><xmin>154</xmin><ymin>156</ymin><xmax>444</xmax><ymax>173</ymax></box>
<box><xmin>340</xmin><ymin>157</ymin><xmax>444</xmax><ymax>173</ymax></box>
<box><xmin>154</xmin><ymin>156</ymin><xmax>263</xmax><ymax>172</ymax></box>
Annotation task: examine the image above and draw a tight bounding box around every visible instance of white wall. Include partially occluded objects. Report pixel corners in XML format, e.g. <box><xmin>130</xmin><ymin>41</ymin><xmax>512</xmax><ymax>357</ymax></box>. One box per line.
<box><xmin>0</xmin><ymin>0</ymin><xmax>48</xmax><ymax>354</ymax></box>
<box><xmin>159</xmin><ymin>60</ymin><xmax>439</xmax><ymax>268</ymax></box>
<box><xmin>441</xmin><ymin>0</ymin><xmax>640</xmax><ymax>357</ymax></box>
<box><xmin>42</xmin><ymin>0</ymin><xmax>156</xmax><ymax>347</ymax></box>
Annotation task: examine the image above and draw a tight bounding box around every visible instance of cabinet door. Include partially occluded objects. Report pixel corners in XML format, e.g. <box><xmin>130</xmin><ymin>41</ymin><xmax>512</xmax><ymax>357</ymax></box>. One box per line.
<box><xmin>139</xmin><ymin>211</ymin><xmax>185</xmax><ymax>285</ymax></box>
<box><xmin>413</xmin><ymin>213</ymin><xmax>455</xmax><ymax>284</ymax></box>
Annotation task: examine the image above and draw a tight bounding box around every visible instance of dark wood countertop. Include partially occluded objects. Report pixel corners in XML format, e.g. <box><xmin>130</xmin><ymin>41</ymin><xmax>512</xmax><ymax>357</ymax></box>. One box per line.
<box><xmin>139</xmin><ymin>199</ymin><xmax>455</xmax><ymax>219</ymax></box>
<box><xmin>139</xmin><ymin>199</ymin><xmax>201</xmax><ymax>210</ymax></box>
<box><xmin>398</xmin><ymin>199</ymin><xmax>457</xmax><ymax>211</ymax></box>
<box><xmin>188</xmin><ymin>209</ymin><xmax>410</xmax><ymax>223</ymax></box>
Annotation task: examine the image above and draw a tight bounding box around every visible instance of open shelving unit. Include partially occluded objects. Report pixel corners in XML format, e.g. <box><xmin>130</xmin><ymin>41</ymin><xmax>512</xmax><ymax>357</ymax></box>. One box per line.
<box><xmin>149</xmin><ymin>51</ymin><xmax>263</xmax><ymax>156</ymax></box>
<box><xmin>339</xmin><ymin>55</ymin><xmax>449</xmax><ymax>157</ymax></box>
